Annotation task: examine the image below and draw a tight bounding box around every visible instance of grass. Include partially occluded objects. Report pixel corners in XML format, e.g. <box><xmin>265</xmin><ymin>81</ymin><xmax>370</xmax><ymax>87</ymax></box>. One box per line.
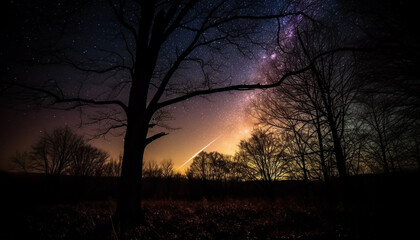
<box><xmin>1</xmin><ymin>172</ymin><xmax>418</xmax><ymax>239</ymax></box>
<box><xmin>7</xmin><ymin>195</ymin><xmax>399</xmax><ymax>240</ymax></box>
<box><xmin>3</xmin><ymin>198</ymin><xmax>348</xmax><ymax>240</ymax></box>
<box><xmin>134</xmin><ymin>198</ymin><xmax>335</xmax><ymax>240</ymax></box>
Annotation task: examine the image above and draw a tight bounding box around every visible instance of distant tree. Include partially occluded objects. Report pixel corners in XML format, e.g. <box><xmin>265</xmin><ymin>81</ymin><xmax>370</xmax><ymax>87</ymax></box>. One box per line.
<box><xmin>207</xmin><ymin>152</ymin><xmax>231</xmax><ymax>181</ymax></box>
<box><xmin>142</xmin><ymin>158</ymin><xmax>176</xmax><ymax>178</ymax></box>
<box><xmin>101</xmin><ymin>156</ymin><xmax>123</xmax><ymax>177</ymax></box>
<box><xmin>66</xmin><ymin>144</ymin><xmax>109</xmax><ymax>176</ymax></box>
<box><xmin>251</xmin><ymin>91</ymin><xmax>317</xmax><ymax>183</ymax></box>
<box><xmin>186</xmin><ymin>151</ymin><xmax>232</xmax><ymax>181</ymax></box>
<box><xmin>357</xmin><ymin>94</ymin><xmax>417</xmax><ymax>173</ymax></box>
<box><xmin>160</xmin><ymin>159</ymin><xmax>174</xmax><ymax>178</ymax></box>
<box><xmin>186</xmin><ymin>152</ymin><xmax>207</xmax><ymax>180</ymax></box>
<box><xmin>172</xmin><ymin>172</ymin><xmax>186</xmax><ymax>180</ymax></box>
<box><xmin>10</xmin><ymin>151</ymin><xmax>31</xmax><ymax>173</ymax></box>
<box><xmin>31</xmin><ymin>126</ymin><xmax>84</xmax><ymax>176</ymax></box>
<box><xmin>236</xmin><ymin>129</ymin><xmax>289</xmax><ymax>181</ymax></box>
<box><xmin>142</xmin><ymin>159</ymin><xmax>163</xmax><ymax>178</ymax></box>
<box><xmin>230</xmin><ymin>154</ymin><xmax>251</xmax><ymax>181</ymax></box>
<box><xmin>12</xmin><ymin>126</ymin><xmax>112</xmax><ymax>176</ymax></box>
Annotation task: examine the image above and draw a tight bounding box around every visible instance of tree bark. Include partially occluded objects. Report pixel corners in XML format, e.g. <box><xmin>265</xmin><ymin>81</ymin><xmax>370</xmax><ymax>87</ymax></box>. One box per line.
<box><xmin>115</xmin><ymin>124</ymin><xmax>146</xmax><ymax>234</ymax></box>
<box><xmin>115</xmin><ymin>76</ymin><xmax>151</xmax><ymax>235</ymax></box>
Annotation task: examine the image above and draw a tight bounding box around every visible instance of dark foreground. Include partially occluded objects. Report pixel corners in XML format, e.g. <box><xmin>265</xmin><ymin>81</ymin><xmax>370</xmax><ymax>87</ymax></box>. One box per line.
<box><xmin>1</xmin><ymin>172</ymin><xmax>419</xmax><ymax>239</ymax></box>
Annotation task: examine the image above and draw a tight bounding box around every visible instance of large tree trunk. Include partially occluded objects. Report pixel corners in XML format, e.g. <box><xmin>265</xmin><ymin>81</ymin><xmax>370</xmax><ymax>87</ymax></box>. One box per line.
<box><xmin>115</xmin><ymin>2</ymin><xmax>158</xmax><ymax>227</ymax></box>
<box><xmin>115</xmin><ymin>77</ymin><xmax>151</xmax><ymax>235</ymax></box>
<box><xmin>115</xmin><ymin>123</ymin><xmax>147</xmax><ymax>234</ymax></box>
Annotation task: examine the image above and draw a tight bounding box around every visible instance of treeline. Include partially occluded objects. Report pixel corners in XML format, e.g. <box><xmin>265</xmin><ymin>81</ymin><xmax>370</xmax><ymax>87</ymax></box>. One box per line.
<box><xmin>11</xmin><ymin>127</ymin><xmax>121</xmax><ymax>177</ymax></box>
<box><xmin>185</xmin><ymin>124</ymin><xmax>419</xmax><ymax>183</ymax></box>
<box><xmin>10</xmin><ymin>126</ymin><xmax>187</xmax><ymax>179</ymax></box>
<box><xmin>11</xmin><ymin>118</ymin><xmax>419</xmax><ymax>184</ymax></box>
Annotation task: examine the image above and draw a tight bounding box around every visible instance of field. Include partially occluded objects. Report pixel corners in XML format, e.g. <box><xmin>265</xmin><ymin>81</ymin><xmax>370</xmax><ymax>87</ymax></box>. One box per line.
<box><xmin>1</xmin><ymin>172</ymin><xmax>419</xmax><ymax>239</ymax></box>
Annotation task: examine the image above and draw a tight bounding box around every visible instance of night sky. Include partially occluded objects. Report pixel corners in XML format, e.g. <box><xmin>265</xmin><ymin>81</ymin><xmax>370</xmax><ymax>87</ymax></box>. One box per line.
<box><xmin>0</xmin><ymin>0</ymin><xmax>417</xmax><ymax>172</ymax></box>
<box><xmin>1</xmin><ymin>0</ymin><xmax>301</xmax><ymax>171</ymax></box>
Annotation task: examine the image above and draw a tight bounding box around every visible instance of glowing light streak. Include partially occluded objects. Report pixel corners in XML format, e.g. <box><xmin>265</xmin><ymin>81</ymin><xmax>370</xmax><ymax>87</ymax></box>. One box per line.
<box><xmin>177</xmin><ymin>136</ymin><xmax>220</xmax><ymax>170</ymax></box>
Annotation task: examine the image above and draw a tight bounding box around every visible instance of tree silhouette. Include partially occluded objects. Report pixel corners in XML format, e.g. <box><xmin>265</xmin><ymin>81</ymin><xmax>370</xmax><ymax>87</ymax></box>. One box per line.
<box><xmin>160</xmin><ymin>158</ymin><xmax>174</xmax><ymax>178</ymax></box>
<box><xmin>66</xmin><ymin>144</ymin><xmax>109</xmax><ymax>176</ymax></box>
<box><xmin>31</xmin><ymin>126</ymin><xmax>84</xmax><ymax>176</ymax></box>
<box><xmin>356</xmin><ymin>90</ymin><xmax>419</xmax><ymax>173</ymax></box>
<box><xmin>142</xmin><ymin>158</ymin><xmax>175</xmax><ymax>178</ymax></box>
<box><xmin>186</xmin><ymin>151</ymin><xmax>232</xmax><ymax>181</ymax></box>
<box><xmin>10</xmin><ymin>151</ymin><xmax>32</xmax><ymax>173</ymax></box>
<box><xmin>11</xmin><ymin>126</ymin><xmax>112</xmax><ymax>177</ymax></box>
<box><xmin>142</xmin><ymin>159</ymin><xmax>163</xmax><ymax>178</ymax></box>
<box><xmin>252</xmin><ymin>17</ymin><xmax>364</xmax><ymax>183</ymax></box>
<box><xmin>237</xmin><ymin>129</ymin><xmax>289</xmax><ymax>181</ymax></box>
<box><xmin>101</xmin><ymin>156</ymin><xmax>123</xmax><ymax>177</ymax></box>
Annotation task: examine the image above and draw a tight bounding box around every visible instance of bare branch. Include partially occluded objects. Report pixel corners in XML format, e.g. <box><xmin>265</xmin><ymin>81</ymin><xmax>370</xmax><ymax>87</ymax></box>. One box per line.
<box><xmin>145</xmin><ymin>132</ymin><xmax>168</xmax><ymax>146</ymax></box>
<box><xmin>107</xmin><ymin>0</ymin><xmax>138</xmax><ymax>37</ymax></box>
<box><xmin>156</xmin><ymin>45</ymin><xmax>378</xmax><ymax>110</ymax></box>
<box><xmin>7</xmin><ymin>81</ymin><xmax>129</xmax><ymax>114</ymax></box>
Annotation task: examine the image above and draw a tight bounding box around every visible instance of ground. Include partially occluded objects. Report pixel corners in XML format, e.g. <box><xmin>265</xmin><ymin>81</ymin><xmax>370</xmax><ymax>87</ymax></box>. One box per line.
<box><xmin>3</xmin><ymin>198</ymin><xmax>348</xmax><ymax>240</ymax></box>
<box><xmin>1</xmin><ymin>172</ymin><xmax>418</xmax><ymax>239</ymax></box>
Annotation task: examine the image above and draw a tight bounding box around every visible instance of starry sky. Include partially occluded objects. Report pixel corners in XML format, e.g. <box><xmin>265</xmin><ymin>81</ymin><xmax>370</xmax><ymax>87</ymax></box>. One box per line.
<box><xmin>1</xmin><ymin>0</ymin><xmax>298</xmax><ymax>171</ymax></box>
<box><xmin>2</xmin><ymin>0</ymin><xmax>415</xmax><ymax>172</ymax></box>
<box><xmin>2</xmin><ymin>0</ymin><xmax>418</xmax><ymax>176</ymax></box>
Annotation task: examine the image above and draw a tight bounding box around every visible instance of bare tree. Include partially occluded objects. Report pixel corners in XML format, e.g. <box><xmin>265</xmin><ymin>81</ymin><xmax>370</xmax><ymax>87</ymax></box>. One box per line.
<box><xmin>186</xmin><ymin>151</ymin><xmax>231</xmax><ymax>181</ymax></box>
<box><xmin>207</xmin><ymin>152</ymin><xmax>232</xmax><ymax>181</ymax></box>
<box><xmin>250</xmin><ymin>21</ymin><xmax>354</xmax><ymax>183</ymax></box>
<box><xmin>160</xmin><ymin>158</ymin><xmax>174</xmax><ymax>178</ymax></box>
<box><xmin>295</xmin><ymin>30</ymin><xmax>360</xmax><ymax>180</ymax></box>
<box><xmin>142</xmin><ymin>159</ymin><xmax>163</xmax><ymax>178</ymax></box>
<box><xmin>10</xmin><ymin>127</ymin><xmax>112</xmax><ymax>176</ymax></box>
<box><xmin>356</xmin><ymin>93</ymin><xmax>417</xmax><ymax>173</ymax></box>
<box><xmin>31</xmin><ymin>126</ymin><xmax>84</xmax><ymax>176</ymax></box>
<box><xmin>252</xmin><ymin>89</ymin><xmax>319</xmax><ymax>182</ymax></box>
<box><xmin>101</xmin><ymin>156</ymin><xmax>123</xmax><ymax>177</ymax></box>
<box><xmin>142</xmin><ymin>158</ymin><xmax>175</xmax><ymax>178</ymax></box>
<box><xmin>229</xmin><ymin>155</ymin><xmax>249</xmax><ymax>181</ymax></box>
<box><xmin>236</xmin><ymin>129</ymin><xmax>289</xmax><ymax>181</ymax></box>
<box><xmin>10</xmin><ymin>151</ymin><xmax>32</xmax><ymax>173</ymax></box>
<box><xmin>66</xmin><ymin>144</ymin><xmax>109</xmax><ymax>176</ymax></box>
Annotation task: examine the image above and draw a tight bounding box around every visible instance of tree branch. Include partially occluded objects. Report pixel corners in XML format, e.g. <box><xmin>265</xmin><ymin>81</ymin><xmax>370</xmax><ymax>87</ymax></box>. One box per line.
<box><xmin>146</xmin><ymin>132</ymin><xmax>168</xmax><ymax>146</ymax></box>
<box><xmin>7</xmin><ymin>81</ymin><xmax>129</xmax><ymax>115</ymax></box>
<box><xmin>156</xmin><ymin>45</ymin><xmax>379</xmax><ymax>110</ymax></box>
